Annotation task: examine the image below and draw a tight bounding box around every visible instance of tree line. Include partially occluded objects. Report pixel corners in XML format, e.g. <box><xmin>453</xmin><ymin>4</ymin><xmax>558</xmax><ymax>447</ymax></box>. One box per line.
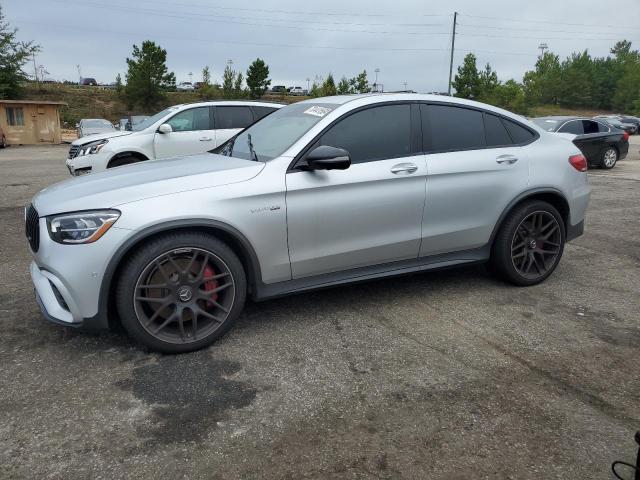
<box><xmin>452</xmin><ymin>40</ymin><xmax>640</xmax><ymax>115</ymax></box>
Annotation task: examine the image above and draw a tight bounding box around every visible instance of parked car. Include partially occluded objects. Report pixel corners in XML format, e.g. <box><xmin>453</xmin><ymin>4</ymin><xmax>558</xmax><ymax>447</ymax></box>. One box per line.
<box><xmin>80</xmin><ymin>78</ymin><xmax>97</xmax><ymax>86</ymax></box>
<box><xmin>193</xmin><ymin>82</ymin><xmax>205</xmax><ymax>90</ymax></box>
<box><xmin>0</xmin><ymin>124</ymin><xmax>7</xmax><ymax>148</ymax></box>
<box><xmin>177</xmin><ymin>82</ymin><xmax>195</xmax><ymax>91</ymax></box>
<box><xmin>531</xmin><ymin>116</ymin><xmax>629</xmax><ymax>169</ymax></box>
<box><xmin>271</xmin><ymin>85</ymin><xmax>286</xmax><ymax>93</ymax></box>
<box><xmin>616</xmin><ymin>115</ymin><xmax>640</xmax><ymax>132</ymax></box>
<box><xmin>118</xmin><ymin>118</ymin><xmax>129</xmax><ymax>131</ymax></box>
<box><xmin>66</xmin><ymin>101</ymin><xmax>284</xmax><ymax>175</ymax></box>
<box><xmin>594</xmin><ymin>115</ymin><xmax>638</xmax><ymax>135</ymax></box>
<box><xmin>289</xmin><ymin>86</ymin><xmax>304</xmax><ymax>96</ymax></box>
<box><xmin>29</xmin><ymin>94</ymin><xmax>590</xmax><ymax>353</ymax></box>
<box><xmin>76</xmin><ymin>118</ymin><xmax>117</xmax><ymax>138</ymax></box>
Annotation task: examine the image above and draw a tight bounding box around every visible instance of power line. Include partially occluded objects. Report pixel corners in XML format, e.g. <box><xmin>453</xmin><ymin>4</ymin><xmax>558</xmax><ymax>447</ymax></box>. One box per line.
<box><xmin>49</xmin><ymin>0</ymin><xmax>451</xmax><ymax>36</ymax></box>
<box><xmin>457</xmin><ymin>31</ymin><xmax>629</xmax><ymax>42</ymax></box>
<box><xmin>459</xmin><ymin>13</ymin><xmax>640</xmax><ymax>32</ymax></box>
<box><xmin>111</xmin><ymin>0</ymin><xmax>452</xmax><ymax>18</ymax></box>
<box><xmin>459</xmin><ymin>22</ymin><xmax>640</xmax><ymax>37</ymax></box>
<box><xmin>16</xmin><ymin>20</ymin><xmax>452</xmax><ymax>52</ymax></box>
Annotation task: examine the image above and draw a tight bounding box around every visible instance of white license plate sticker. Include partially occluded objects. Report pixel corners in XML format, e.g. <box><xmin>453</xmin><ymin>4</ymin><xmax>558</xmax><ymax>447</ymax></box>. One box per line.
<box><xmin>304</xmin><ymin>106</ymin><xmax>332</xmax><ymax>117</ymax></box>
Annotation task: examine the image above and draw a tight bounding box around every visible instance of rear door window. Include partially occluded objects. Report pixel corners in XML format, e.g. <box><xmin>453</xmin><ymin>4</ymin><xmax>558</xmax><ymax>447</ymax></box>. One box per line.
<box><xmin>581</xmin><ymin>120</ymin><xmax>600</xmax><ymax>134</ymax></box>
<box><xmin>422</xmin><ymin>104</ymin><xmax>485</xmax><ymax>152</ymax></box>
<box><xmin>251</xmin><ymin>106</ymin><xmax>277</xmax><ymax>122</ymax></box>
<box><xmin>558</xmin><ymin>120</ymin><xmax>584</xmax><ymax>135</ymax></box>
<box><xmin>484</xmin><ymin>113</ymin><xmax>512</xmax><ymax>147</ymax></box>
<box><xmin>215</xmin><ymin>106</ymin><xmax>254</xmax><ymax>129</ymax></box>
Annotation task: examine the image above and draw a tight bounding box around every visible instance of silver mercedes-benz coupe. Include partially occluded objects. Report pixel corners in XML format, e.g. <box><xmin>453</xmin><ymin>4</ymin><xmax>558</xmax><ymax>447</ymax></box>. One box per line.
<box><xmin>26</xmin><ymin>94</ymin><xmax>590</xmax><ymax>353</ymax></box>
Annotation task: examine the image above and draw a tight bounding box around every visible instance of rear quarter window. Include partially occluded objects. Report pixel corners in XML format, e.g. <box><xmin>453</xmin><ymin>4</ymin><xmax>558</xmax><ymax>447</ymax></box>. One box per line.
<box><xmin>502</xmin><ymin>118</ymin><xmax>537</xmax><ymax>144</ymax></box>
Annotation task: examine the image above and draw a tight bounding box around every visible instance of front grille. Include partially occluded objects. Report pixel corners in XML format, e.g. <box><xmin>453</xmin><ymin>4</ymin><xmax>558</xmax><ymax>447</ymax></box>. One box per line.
<box><xmin>25</xmin><ymin>204</ymin><xmax>40</xmax><ymax>252</ymax></box>
<box><xmin>68</xmin><ymin>144</ymin><xmax>80</xmax><ymax>159</ymax></box>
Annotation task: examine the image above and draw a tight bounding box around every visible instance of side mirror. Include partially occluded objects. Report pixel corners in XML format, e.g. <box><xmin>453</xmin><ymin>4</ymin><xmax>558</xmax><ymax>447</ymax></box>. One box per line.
<box><xmin>158</xmin><ymin>123</ymin><xmax>172</xmax><ymax>134</ymax></box>
<box><xmin>75</xmin><ymin>123</ymin><xmax>80</xmax><ymax>129</ymax></box>
<box><xmin>303</xmin><ymin>145</ymin><xmax>351</xmax><ymax>171</ymax></box>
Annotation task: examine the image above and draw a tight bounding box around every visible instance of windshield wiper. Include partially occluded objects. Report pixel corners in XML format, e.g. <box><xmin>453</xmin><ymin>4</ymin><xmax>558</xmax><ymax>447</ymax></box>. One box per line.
<box><xmin>247</xmin><ymin>134</ymin><xmax>259</xmax><ymax>162</ymax></box>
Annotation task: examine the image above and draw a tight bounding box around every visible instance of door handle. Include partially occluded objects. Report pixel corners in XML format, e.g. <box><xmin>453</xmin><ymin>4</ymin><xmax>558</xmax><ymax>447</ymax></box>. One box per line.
<box><xmin>199</xmin><ymin>137</ymin><xmax>213</xmax><ymax>142</ymax></box>
<box><xmin>390</xmin><ymin>163</ymin><xmax>418</xmax><ymax>175</ymax></box>
<box><xmin>496</xmin><ymin>155</ymin><xmax>518</xmax><ymax>165</ymax></box>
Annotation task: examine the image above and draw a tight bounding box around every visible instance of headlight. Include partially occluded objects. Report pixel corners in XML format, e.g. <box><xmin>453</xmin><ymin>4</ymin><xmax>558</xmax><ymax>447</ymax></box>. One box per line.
<box><xmin>47</xmin><ymin>210</ymin><xmax>120</xmax><ymax>244</ymax></box>
<box><xmin>77</xmin><ymin>139</ymin><xmax>108</xmax><ymax>156</ymax></box>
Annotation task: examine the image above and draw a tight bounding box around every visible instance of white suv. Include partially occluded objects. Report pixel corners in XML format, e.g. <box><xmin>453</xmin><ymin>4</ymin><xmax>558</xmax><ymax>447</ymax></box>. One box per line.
<box><xmin>65</xmin><ymin>101</ymin><xmax>283</xmax><ymax>175</ymax></box>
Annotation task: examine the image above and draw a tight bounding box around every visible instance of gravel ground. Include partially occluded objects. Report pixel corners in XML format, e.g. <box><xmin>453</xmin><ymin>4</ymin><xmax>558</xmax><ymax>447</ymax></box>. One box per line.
<box><xmin>0</xmin><ymin>139</ymin><xmax>639</xmax><ymax>479</ymax></box>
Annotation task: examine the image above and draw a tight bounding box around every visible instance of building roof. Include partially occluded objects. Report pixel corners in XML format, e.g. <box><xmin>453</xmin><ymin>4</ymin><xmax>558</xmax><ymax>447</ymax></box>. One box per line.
<box><xmin>0</xmin><ymin>99</ymin><xmax>67</xmax><ymax>106</ymax></box>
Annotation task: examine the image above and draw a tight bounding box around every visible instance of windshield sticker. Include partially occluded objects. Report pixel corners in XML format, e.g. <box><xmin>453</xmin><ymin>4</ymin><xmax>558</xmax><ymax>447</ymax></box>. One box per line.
<box><xmin>304</xmin><ymin>106</ymin><xmax>332</xmax><ymax>117</ymax></box>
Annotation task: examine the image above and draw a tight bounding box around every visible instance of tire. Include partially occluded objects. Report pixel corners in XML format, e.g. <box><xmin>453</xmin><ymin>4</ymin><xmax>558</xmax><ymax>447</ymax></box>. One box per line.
<box><xmin>490</xmin><ymin>200</ymin><xmax>565</xmax><ymax>286</ymax></box>
<box><xmin>600</xmin><ymin>147</ymin><xmax>618</xmax><ymax>169</ymax></box>
<box><xmin>108</xmin><ymin>155</ymin><xmax>143</xmax><ymax>168</ymax></box>
<box><xmin>0</xmin><ymin>136</ymin><xmax>6</xmax><ymax>148</ymax></box>
<box><xmin>116</xmin><ymin>232</ymin><xmax>247</xmax><ymax>353</ymax></box>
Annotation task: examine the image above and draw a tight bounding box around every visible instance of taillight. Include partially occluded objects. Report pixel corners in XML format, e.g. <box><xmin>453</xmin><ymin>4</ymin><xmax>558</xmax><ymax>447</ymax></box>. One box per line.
<box><xmin>569</xmin><ymin>154</ymin><xmax>588</xmax><ymax>172</ymax></box>
<box><xmin>622</xmin><ymin>131</ymin><xmax>630</xmax><ymax>142</ymax></box>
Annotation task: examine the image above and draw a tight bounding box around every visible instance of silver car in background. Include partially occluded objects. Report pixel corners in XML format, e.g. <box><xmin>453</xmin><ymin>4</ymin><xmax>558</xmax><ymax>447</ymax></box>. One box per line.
<box><xmin>26</xmin><ymin>94</ymin><xmax>590</xmax><ymax>353</ymax></box>
<box><xmin>76</xmin><ymin>118</ymin><xmax>116</xmax><ymax>138</ymax></box>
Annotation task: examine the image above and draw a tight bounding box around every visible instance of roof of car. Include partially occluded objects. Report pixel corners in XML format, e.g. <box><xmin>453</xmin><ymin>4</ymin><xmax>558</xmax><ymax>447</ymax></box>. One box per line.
<box><xmin>173</xmin><ymin>100</ymin><xmax>286</xmax><ymax>109</ymax></box>
<box><xmin>532</xmin><ymin>116</ymin><xmax>584</xmax><ymax>122</ymax></box>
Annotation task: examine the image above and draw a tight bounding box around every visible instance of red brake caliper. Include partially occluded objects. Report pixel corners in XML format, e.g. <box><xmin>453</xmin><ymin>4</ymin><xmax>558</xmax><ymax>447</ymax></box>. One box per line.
<box><xmin>203</xmin><ymin>265</ymin><xmax>219</xmax><ymax>308</ymax></box>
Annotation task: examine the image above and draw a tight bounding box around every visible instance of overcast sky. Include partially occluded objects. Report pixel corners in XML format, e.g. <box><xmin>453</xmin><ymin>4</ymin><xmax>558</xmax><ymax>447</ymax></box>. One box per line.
<box><xmin>5</xmin><ymin>0</ymin><xmax>640</xmax><ymax>92</ymax></box>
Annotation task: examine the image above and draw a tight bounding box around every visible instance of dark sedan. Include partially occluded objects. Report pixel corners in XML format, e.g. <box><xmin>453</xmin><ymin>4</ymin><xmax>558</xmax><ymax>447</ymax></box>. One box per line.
<box><xmin>594</xmin><ymin>115</ymin><xmax>638</xmax><ymax>135</ymax></box>
<box><xmin>532</xmin><ymin>116</ymin><xmax>629</xmax><ymax>169</ymax></box>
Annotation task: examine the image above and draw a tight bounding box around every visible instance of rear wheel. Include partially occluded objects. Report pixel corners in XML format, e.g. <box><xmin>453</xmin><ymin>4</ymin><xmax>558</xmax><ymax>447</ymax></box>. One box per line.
<box><xmin>600</xmin><ymin>147</ymin><xmax>618</xmax><ymax>169</ymax></box>
<box><xmin>490</xmin><ymin>201</ymin><xmax>565</xmax><ymax>286</ymax></box>
<box><xmin>116</xmin><ymin>232</ymin><xmax>246</xmax><ymax>353</ymax></box>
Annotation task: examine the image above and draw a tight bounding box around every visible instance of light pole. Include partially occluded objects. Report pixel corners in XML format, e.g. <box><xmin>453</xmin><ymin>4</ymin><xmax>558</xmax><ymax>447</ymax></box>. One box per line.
<box><xmin>538</xmin><ymin>43</ymin><xmax>549</xmax><ymax>58</ymax></box>
<box><xmin>188</xmin><ymin>71</ymin><xmax>193</xmax><ymax>84</ymax></box>
<box><xmin>374</xmin><ymin>68</ymin><xmax>380</xmax><ymax>92</ymax></box>
<box><xmin>306</xmin><ymin>77</ymin><xmax>310</xmax><ymax>91</ymax></box>
<box><xmin>403</xmin><ymin>81</ymin><xmax>408</xmax><ymax>91</ymax></box>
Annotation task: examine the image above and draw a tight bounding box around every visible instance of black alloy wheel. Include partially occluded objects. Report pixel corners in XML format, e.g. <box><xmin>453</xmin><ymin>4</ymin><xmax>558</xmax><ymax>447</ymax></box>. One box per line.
<box><xmin>510</xmin><ymin>211</ymin><xmax>562</xmax><ymax>280</ymax></box>
<box><xmin>116</xmin><ymin>233</ymin><xmax>246</xmax><ymax>353</ymax></box>
<box><xmin>490</xmin><ymin>200</ymin><xmax>565</xmax><ymax>286</ymax></box>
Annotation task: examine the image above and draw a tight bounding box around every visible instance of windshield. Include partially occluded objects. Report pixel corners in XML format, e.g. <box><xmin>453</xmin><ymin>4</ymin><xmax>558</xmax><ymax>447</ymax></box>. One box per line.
<box><xmin>220</xmin><ymin>103</ymin><xmax>337</xmax><ymax>161</ymax></box>
<box><xmin>531</xmin><ymin>118</ymin><xmax>561</xmax><ymax>132</ymax></box>
<box><xmin>84</xmin><ymin>120</ymin><xmax>113</xmax><ymax>129</ymax></box>
<box><xmin>132</xmin><ymin>107</ymin><xmax>179</xmax><ymax>131</ymax></box>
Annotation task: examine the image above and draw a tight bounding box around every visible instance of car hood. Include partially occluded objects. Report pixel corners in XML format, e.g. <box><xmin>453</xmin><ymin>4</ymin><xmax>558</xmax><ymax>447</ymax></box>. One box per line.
<box><xmin>32</xmin><ymin>153</ymin><xmax>264</xmax><ymax>216</ymax></box>
<box><xmin>72</xmin><ymin>130</ymin><xmax>134</xmax><ymax>145</ymax></box>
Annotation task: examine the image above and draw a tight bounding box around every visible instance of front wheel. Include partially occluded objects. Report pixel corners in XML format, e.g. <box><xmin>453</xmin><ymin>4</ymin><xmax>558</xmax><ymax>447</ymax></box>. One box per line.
<box><xmin>490</xmin><ymin>201</ymin><xmax>565</xmax><ymax>286</ymax></box>
<box><xmin>108</xmin><ymin>155</ymin><xmax>143</xmax><ymax>168</ymax></box>
<box><xmin>600</xmin><ymin>147</ymin><xmax>618</xmax><ymax>169</ymax></box>
<box><xmin>116</xmin><ymin>232</ymin><xmax>247</xmax><ymax>353</ymax></box>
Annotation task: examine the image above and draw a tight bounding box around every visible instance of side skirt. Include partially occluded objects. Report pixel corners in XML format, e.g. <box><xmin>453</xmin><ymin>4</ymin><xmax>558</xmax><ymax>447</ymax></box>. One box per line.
<box><xmin>253</xmin><ymin>246</ymin><xmax>490</xmax><ymax>301</ymax></box>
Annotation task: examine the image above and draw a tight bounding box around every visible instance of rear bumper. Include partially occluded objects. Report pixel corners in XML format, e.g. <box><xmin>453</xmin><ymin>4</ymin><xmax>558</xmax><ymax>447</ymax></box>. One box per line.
<box><xmin>566</xmin><ymin>219</ymin><xmax>584</xmax><ymax>242</ymax></box>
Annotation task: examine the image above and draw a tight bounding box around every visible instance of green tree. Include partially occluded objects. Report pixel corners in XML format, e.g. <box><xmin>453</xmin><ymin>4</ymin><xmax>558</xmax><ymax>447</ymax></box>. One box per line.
<box><xmin>115</xmin><ymin>73</ymin><xmax>123</xmax><ymax>94</ymax></box>
<box><xmin>322</xmin><ymin>73</ymin><xmax>337</xmax><ymax>96</ymax></box>
<box><xmin>222</xmin><ymin>64</ymin><xmax>234</xmax><ymax>98</ymax></box>
<box><xmin>477</xmin><ymin>63</ymin><xmax>499</xmax><ymax>102</ymax></box>
<box><xmin>354</xmin><ymin>70</ymin><xmax>369</xmax><ymax>93</ymax></box>
<box><xmin>202</xmin><ymin>66</ymin><xmax>211</xmax><ymax>86</ymax></box>
<box><xmin>452</xmin><ymin>54</ymin><xmax>480</xmax><ymax>99</ymax></box>
<box><xmin>0</xmin><ymin>7</ymin><xmax>40</xmax><ymax>98</ymax></box>
<box><xmin>558</xmin><ymin>51</ymin><xmax>594</xmax><ymax>107</ymax></box>
<box><xmin>492</xmin><ymin>80</ymin><xmax>527</xmax><ymax>114</ymax></box>
<box><xmin>246</xmin><ymin>58</ymin><xmax>271</xmax><ymax>98</ymax></box>
<box><xmin>234</xmin><ymin>71</ymin><xmax>244</xmax><ymax>97</ymax></box>
<box><xmin>522</xmin><ymin>52</ymin><xmax>562</xmax><ymax>107</ymax></box>
<box><xmin>124</xmin><ymin>40</ymin><xmax>175</xmax><ymax>109</ymax></box>
<box><xmin>309</xmin><ymin>82</ymin><xmax>321</xmax><ymax>97</ymax></box>
<box><xmin>337</xmin><ymin>76</ymin><xmax>352</xmax><ymax>94</ymax></box>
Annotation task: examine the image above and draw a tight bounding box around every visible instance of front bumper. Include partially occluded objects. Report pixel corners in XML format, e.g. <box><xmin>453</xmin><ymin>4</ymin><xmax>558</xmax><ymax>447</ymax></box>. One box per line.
<box><xmin>28</xmin><ymin>217</ymin><xmax>133</xmax><ymax>330</ymax></box>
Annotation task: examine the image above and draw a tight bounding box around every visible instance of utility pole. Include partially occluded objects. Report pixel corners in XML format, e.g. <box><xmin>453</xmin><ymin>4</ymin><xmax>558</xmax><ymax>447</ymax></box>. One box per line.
<box><xmin>32</xmin><ymin>53</ymin><xmax>38</xmax><ymax>85</ymax></box>
<box><xmin>76</xmin><ymin>64</ymin><xmax>82</xmax><ymax>84</ymax></box>
<box><xmin>306</xmin><ymin>77</ymin><xmax>310</xmax><ymax>91</ymax></box>
<box><xmin>447</xmin><ymin>11</ymin><xmax>458</xmax><ymax>96</ymax></box>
